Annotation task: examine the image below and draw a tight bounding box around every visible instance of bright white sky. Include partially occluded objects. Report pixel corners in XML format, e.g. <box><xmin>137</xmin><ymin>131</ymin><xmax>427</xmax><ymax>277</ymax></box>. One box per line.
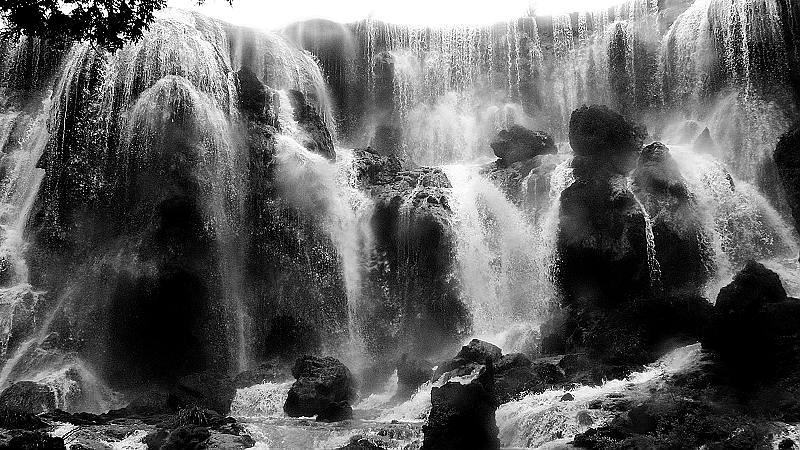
<box><xmin>168</xmin><ymin>0</ymin><xmax>627</xmax><ymax>28</ymax></box>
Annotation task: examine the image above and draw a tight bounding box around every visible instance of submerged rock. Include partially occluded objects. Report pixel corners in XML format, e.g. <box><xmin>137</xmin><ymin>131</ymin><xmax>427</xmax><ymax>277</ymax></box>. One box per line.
<box><xmin>284</xmin><ymin>355</ymin><xmax>356</xmax><ymax>418</ymax></box>
<box><xmin>490</xmin><ymin>126</ymin><xmax>556</xmax><ymax>164</ymax></box>
<box><xmin>422</xmin><ymin>363</ymin><xmax>500</xmax><ymax>450</ymax></box>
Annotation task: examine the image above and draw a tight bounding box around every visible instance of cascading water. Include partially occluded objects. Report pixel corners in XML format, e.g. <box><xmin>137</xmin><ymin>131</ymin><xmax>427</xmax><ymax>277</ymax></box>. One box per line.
<box><xmin>667</xmin><ymin>144</ymin><xmax>800</xmax><ymax>297</ymax></box>
<box><xmin>444</xmin><ymin>164</ymin><xmax>556</xmax><ymax>351</ymax></box>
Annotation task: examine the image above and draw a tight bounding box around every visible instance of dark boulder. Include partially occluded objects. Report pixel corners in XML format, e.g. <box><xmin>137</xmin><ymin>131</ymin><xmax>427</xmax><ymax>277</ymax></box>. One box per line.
<box><xmin>337</xmin><ymin>437</ymin><xmax>387</xmax><ymax>450</ymax></box>
<box><xmin>283</xmin><ymin>355</ymin><xmax>356</xmax><ymax>417</ymax></box>
<box><xmin>703</xmin><ymin>261</ymin><xmax>800</xmax><ymax>382</ymax></box>
<box><xmin>422</xmin><ymin>363</ymin><xmax>500</xmax><ymax>450</ymax></box>
<box><xmin>395</xmin><ymin>354</ymin><xmax>433</xmax><ymax>400</ymax></box>
<box><xmin>568</xmin><ymin>105</ymin><xmax>647</xmax><ymax>174</ymax></box>
<box><xmin>632</xmin><ymin>142</ymin><xmax>712</xmax><ymax>295</ymax></box>
<box><xmin>0</xmin><ymin>409</ymin><xmax>48</xmax><ymax>430</ymax></box>
<box><xmin>1</xmin><ymin>431</ymin><xmax>65</xmax><ymax>449</ymax></box>
<box><xmin>171</xmin><ymin>372</ymin><xmax>236</xmax><ymax>415</ymax></box>
<box><xmin>316</xmin><ymin>400</ymin><xmax>353</xmax><ymax>422</ymax></box>
<box><xmin>433</xmin><ymin>339</ymin><xmax>502</xmax><ymax>380</ymax></box>
<box><xmin>110</xmin><ymin>388</ymin><xmax>173</xmax><ymax>418</ymax></box>
<box><xmin>456</xmin><ymin>339</ymin><xmax>502</xmax><ymax>365</ymax></box>
<box><xmin>490</xmin><ymin>126</ymin><xmax>556</xmax><ymax>164</ymax></box>
<box><xmin>775</xmin><ymin>123</ymin><xmax>800</xmax><ymax>243</ymax></box>
<box><xmin>0</xmin><ymin>381</ymin><xmax>56</xmax><ymax>414</ymax></box>
<box><xmin>287</xmin><ymin>89</ymin><xmax>335</xmax><ymax>160</ymax></box>
<box><xmin>493</xmin><ymin>353</ymin><xmax>559</xmax><ymax>404</ymax></box>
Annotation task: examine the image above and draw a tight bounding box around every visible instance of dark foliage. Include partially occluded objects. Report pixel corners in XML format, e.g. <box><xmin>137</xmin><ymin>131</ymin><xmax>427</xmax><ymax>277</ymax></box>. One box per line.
<box><xmin>0</xmin><ymin>0</ymin><xmax>228</xmax><ymax>50</ymax></box>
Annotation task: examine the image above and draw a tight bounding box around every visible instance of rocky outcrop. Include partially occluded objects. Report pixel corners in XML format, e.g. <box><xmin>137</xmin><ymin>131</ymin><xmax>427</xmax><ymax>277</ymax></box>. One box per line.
<box><xmin>434</xmin><ymin>340</ymin><xmax>563</xmax><ymax>405</ymax></box>
<box><xmin>568</xmin><ymin>105</ymin><xmax>647</xmax><ymax>174</ymax></box>
<box><xmin>235</xmin><ymin>68</ymin><xmax>278</xmax><ymax>127</ymax></box>
<box><xmin>490</xmin><ymin>126</ymin><xmax>557</xmax><ymax>164</ymax></box>
<box><xmin>0</xmin><ymin>382</ymin><xmax>56</xmax><ymax>415</ymax></box>
<box><xmin>703</xmin><ymin>261</ymin><xmax>800</xmax><ymax>383</ymax></box>
<box><xmin>350</xmin><ymin>149</ymin><xmax>466</xmax><ymax>357</ymax></box>
<box><xmin>775</xmin><ymin>123</ymin><xmax>800</xmax><ymax>245</ymax></box>
<box><xmin>284</xmin><ymin>355</ymin><xmax>356</xmax><ymax>418</ymax></box>
<box><xmin>287</xmin><ymin>89</ymin><xmax>336</xmax><ymax>160</ymax></box>
<box><xmin>632</xmin><ymin>142</ymin><xmax>712</xmax><ymax>295</ymax></box>
<box><xmin>422</xmin><ymin>363</ymin><xmax>500</xmax><ymax>450</ymax></box>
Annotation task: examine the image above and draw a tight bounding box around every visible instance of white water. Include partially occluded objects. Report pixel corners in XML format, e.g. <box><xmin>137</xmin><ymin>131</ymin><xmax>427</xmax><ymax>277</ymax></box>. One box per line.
<box><xmin>443</xmin><ymin>163</ymin><xmax>555</xmax><ymax>352</ymax></box>
<box><xmin>274</xmin><ymin>97</ymin><xmax>375</xmax><ymax>364</ymax></box>
<box><xmin>497</xmin><ymin>344</ymin><xmax>703</xmax><ymax>448</ymax></box>
<box><xmin>667</xmin><ymin>144</ymin><xmax>800</xmax><ymax>299</ymax></box>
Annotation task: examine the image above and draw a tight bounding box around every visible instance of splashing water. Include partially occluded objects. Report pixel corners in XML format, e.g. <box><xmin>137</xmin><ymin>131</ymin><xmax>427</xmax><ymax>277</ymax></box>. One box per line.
<box><xmin>668</xmin><ymin>144</ymin><xmax>799</xmax><ymax>298</ymax></box>
<box><xmin>496</xmin><ymin>344</ymin><xmax>703</xmax><ymax>448</ymax></box>
<box><xmin>443</xmin><ymin>163</ymin><xmax>556</xmax><ymax>352</ymax></box>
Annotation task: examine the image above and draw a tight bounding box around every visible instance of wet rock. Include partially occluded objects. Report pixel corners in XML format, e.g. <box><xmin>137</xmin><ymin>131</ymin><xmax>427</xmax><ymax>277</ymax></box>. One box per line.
<box><xmin>316</xmin><ymin>400</ymin><xmax>353</xmax><ymax>422</ymax></box>
<box><xmin>568</xmin><ymin>105</ymin><xmax>647</xmax><ymax>174</ymax></box>
<box><xmin>490</xmin><ymin>126</ymin><xmax>557</xmax><ymax>164</ymax></box>
<box><xmin>110</xmin><ymin>388</ymin><xmax>172</xmax><ymax>418</ymax></box>
<box><xmin>632</xmin><ymin>142</ymin><xmax>712</xmax><ymax>295</ymax></box>
<box><xmin>171</xmin><ymin>407</ymin><xmax>227</xmax><ymax>427</ymax></box>
<box><xmin>775</xmin><ymin>123</ymin><xmax>800</xmax><ymax>242</ymax></box>
<box><xmin>493</xmin><ymin>354</ymin><xmax>555</xmax><ymax>404</ymax></box>
<box><xmin>284</xmin><ymin>355</ymin><xmax>356</xmax><ymax>418</ymax></box>
<box><xmin>422</xmin><ymin>363</ymin><xmax>500</xmax><ymax>450</ymax></box>
<box><xmin>171</xmin><ymin>372</ymin><xmax>236</xmax><ymax>415</ymax></box>
<box><xmin>337</xmin><ymin>437</ymin><xmax>387</xmax><ymax>450</ymax></box>
<box><xmin>433</xmin><ymin>339</ymin><xmax>502</xmax><ymax>381</ymax></box>
<box><xmin>0</xmin><ymin>409</ymin><xmax>47</xmax><ymax>430</ymax></box>
<box><xmin>0</xmin><ymin>431</ymin><xmax>65</xmax><ymax>449</ymax></box>
<box><xmin>703</xmin><ymin>261</ymin><xmax>800</xmax><ymax>382</ymax></box>
<box><xmin>395</xmin><ymin>354</ymin><xmax>433</xmax><ymax>400</ymax></box>
<box><xmin>157</xmin><ymin>426</ymin><xmax>210</xmax><ymax>450</ymax></box>
<box><xmin>456</xmin><ymin>339</ymin><xmax>502</xmax><ymax>365</ymax></box>
<box><xmin>354</xmin><ymin>152</ymin><xmax>465</xmax><ymax>356</ymax></box>
<box><xmin>576</xmin><ymin>410</ymin><xmax>594</xmax><ymax>426</ymax></box>
<box><xmin>560</xmin><ymin>393</ymin><xmax>575</xmax><ymax>402</ymax></box>
<box><xmin>557</xmin><ymin>169</ymin><xmax>650</xmax><ymax>306</ymax></box>
<box><xmin>235</xmin><ymin>68</ymin><xmax>277</xmax><ymax>127</ymax></box>
<box><xmin>0</xmin><ymin>381</ymin><xmax>57</xmax><ymax>414</ymax></box>
<box><xmin>287</xmin><ymin>89</ymin><xmax>335</xmax><ymax>160</ymax></box>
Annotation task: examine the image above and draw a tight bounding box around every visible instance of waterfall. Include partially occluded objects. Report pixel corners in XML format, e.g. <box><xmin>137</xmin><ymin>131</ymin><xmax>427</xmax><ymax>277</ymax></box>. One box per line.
<box><xmin>443</xmin><ymin>164</ymin><xmax>556</xmax><ymax>352</ymax></box>
<box><xmin>274</xmin><ymin>98</ymin><xmax>374</xmax><ymax>362</ymax></box>
<box><xmin>668</xmin><ymin>144</ymin><xmax>800</xmax><ymax>298</ymax></box>
<box><xmin>629</xmin><ymin>179</ymin><xmax>664</xmax><ymax>290</ymax></box>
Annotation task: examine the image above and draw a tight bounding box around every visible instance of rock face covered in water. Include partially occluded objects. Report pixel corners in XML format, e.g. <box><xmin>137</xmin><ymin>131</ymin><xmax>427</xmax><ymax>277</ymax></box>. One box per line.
<box><xmin>632</xmin><ymin>142</ymin><xmax>712</xmax><ymax>295</ymax></box>
<box><xmin>284</xmin><ymin>355</ymin><xmax>356</xmax><ymax>418</ymax></box>
<box><xmin>349</xmin><ymin>149</ymin><xmax>467</xmax><ymax>357</ymax></box>
<box><xmin>551</xmin><ymin>106</ymin><xmax>711</xmax><ymax>378</ymax></box>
